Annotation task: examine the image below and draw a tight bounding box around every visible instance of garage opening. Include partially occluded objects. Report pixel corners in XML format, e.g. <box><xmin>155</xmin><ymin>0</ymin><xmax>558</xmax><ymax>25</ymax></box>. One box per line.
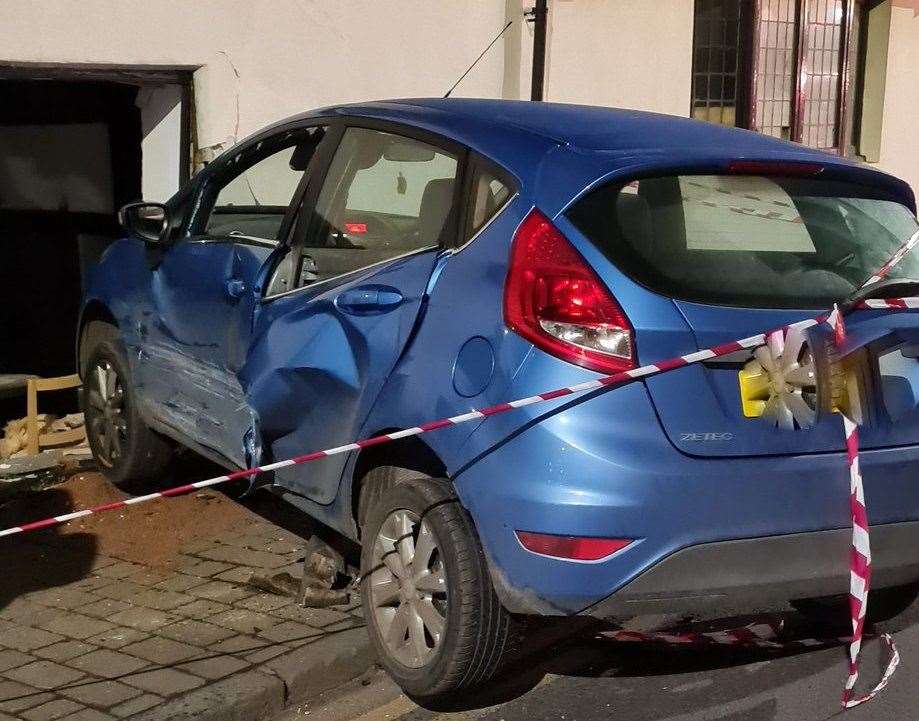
<box><xmin>0</xmin><ymin>66</ymin><xmax>194</xmax><ymax>425</ymax></box>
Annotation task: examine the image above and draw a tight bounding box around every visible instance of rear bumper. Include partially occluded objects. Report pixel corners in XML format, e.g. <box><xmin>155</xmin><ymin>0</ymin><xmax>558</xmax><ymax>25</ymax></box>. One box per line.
<box><xmin>452</xmin><ymin>378</ymin><xmax>919</xmax><ymax>618</ymax></box>
<box><xmin>581</xmin><ymin>521</ymin><xmax>919</xmax><ymax>619</ymax></box>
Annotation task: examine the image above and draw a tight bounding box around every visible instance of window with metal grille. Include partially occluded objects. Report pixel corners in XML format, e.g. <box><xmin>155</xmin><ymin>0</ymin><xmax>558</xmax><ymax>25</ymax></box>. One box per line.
<box><xmin>691</xmin><ymin>0</ymin><xmax>866</xmax><ymax>155</ymax></box>
<box><xmin>691</xmin><ymin>0</ymin><xmax>746</xmax><ymax>127</ymax></box>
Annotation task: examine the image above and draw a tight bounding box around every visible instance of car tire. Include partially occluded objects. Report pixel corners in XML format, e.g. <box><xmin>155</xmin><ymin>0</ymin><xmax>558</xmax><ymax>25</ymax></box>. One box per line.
<box><xmin>359</xmin><ymin>474</ymin><xmax>511</xmax><ymax>701</ymax></box>
<box><xmin>82</xmin><ymin>326</ymin><xmax>173</xmax><ymax>490</ymax></box>
<box><xmin>356</xmin><ymin>465</ymin><xmax>418</xmax><ymax>531</ymax></box>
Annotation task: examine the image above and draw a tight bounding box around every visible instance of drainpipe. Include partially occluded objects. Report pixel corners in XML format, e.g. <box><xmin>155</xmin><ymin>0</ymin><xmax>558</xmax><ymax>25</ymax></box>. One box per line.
<box><xmin>529</xmin><ymin>0</ymin><xmax>548</xmax><ymax>101</ymax></box>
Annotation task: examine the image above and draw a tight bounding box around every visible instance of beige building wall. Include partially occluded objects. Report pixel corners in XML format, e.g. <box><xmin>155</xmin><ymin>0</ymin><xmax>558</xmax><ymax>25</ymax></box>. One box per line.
<box><xmin>0</xmin><ymin>0</ymin><xmax>915</xmax><ymax>196</ymax></box>
<box><xmin>877</xmin><ymin>5</ymin><xmax>919</xmax><ymax>196</ymax></box>
<box><xmin>0</xmin><ymin>0</ymin><xmax>510</xmax><ymax>150</ymax></box>
<box><xmin>0</xmin><ymin>0</ymin><xmax>695</xmax><ymax>144</ymax></box>
<box><xmin>544</xmin><ymin>0</ymin><xmax>694</xmax><ymax>116</ymax></box>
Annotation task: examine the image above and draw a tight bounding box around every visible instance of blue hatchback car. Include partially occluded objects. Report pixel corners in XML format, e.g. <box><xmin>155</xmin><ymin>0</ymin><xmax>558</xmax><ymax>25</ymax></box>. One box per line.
<box><xmin>80</xmin><ymin>99</ymin><xmax>919</xmax><ymax>698</ymax></box>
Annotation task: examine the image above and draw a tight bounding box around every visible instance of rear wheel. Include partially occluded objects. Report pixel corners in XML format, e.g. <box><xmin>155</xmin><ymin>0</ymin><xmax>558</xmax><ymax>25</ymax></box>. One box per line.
<box><xmin>360</xmin><ymin>473</ymin><xmax>511</xmax><ymax>701</ymax></box>
<box><xmin>82</xmin><ymin>328</ymin><xmax>173</xmax><ymax>490</ymax></box>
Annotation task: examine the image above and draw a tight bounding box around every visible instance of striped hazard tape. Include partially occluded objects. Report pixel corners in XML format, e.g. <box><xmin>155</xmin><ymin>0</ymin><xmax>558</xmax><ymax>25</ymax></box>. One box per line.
<box><xmin>859</xmin><ymin>297</ymin><xmax>919</xmax><ymax>309</ymax></box>
<box><xmin>862</xmin><ymin>229</ymin><xmax>919</xmax><ymax>287</ymax></box>
<box><xmin>2</xmin><ymin>236</ymin><xmax>919</xmax><ymax>706</ymax></box>
<box><xmin>829</xmin><ymin>307</ymin><xmax>901</xmax><ymax>708</ymax></box>
<box><xmin>0</xmin><ymin>314</ymin><xmax>829</xmax><ymax>539</ymax></box>
<box><xmin>600</xmin><ymin>305</ymin><xmax>904</xmax><ymax>709</ymax></box>
<box><xmin>603</xmin><ymin>621</ymin><xmax>849</xmax><ymax>652</ymax></box>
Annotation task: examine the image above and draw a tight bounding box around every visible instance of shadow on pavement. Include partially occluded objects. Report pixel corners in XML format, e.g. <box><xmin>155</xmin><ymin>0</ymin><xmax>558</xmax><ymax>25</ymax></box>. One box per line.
<box><xmin>166</xmin><ymin>452</ymin><xmax>315</xmax><ymax>538</ymax></box>
<box><xmin>0</xmin><ymin>487</ymin><xmax>98</xmax><ymax>611</ymax></box>
<box><xmin>417</xmin><ymin>607</ymin><xmax>919</xmax><ymax>717</ymax></box>
<box><xmin>169</xmin><ymin>451</ymin><xmax>360</xmax><ymax>568</ymax></box>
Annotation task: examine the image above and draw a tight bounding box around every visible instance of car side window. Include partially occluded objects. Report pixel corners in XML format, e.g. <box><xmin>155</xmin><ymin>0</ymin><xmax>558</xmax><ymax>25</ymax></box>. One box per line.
<box><xmin>298</xmin><ymin>127</ymin><xmax>459</xmax><ymax>285</ymax></box>
<box><xmin>461</xmin><ymin>162</ymin><xmax>515</xmax><ymax>243</ymax></box>
<box><xmin>466</xmin><ymin>163</ymin><xmax>513</xmax><ymax>241</ymax></box>
<box><xmin>199</xmin><ymin>126</ymin><xmax>325</xmax><ymax>243</ymax></box>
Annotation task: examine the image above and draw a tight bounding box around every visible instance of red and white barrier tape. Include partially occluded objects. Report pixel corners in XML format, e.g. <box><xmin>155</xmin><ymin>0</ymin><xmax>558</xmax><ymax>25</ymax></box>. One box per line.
<box><xmin>0</xmin><ymin>314</ymin><xmax>835</xmax><ymax>539</ymax></box>
<box><xmin>602</xmin><ymin>621</ymin><xmax>845</xmax><ymax>652</ymax></box>
<box><xmin>828</xmin><ymin>307</ymin><xmax>901</xmax><ymax>708</ymax></box>
<box><xmin>858</xmin><ymin>297</ymin><xmax>919</xmax><ymax>310</ymax></box>
<box><xmin>2</xmin><ymin>262</ymin><xmax>919</xmax><ymax>705</ymax></box>
<box><xmin>599</xmin><ymin>308</ymin><xmax>901</xmax><ymax>708</ymax></box>
<box><xmin>861</xmin><ymin>229</ymin><xmax>919</xmax><ymax>287</ymax></box>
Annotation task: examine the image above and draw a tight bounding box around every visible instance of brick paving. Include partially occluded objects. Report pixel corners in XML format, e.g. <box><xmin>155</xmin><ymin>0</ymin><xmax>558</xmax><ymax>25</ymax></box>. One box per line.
<box><xmin>0</xmin><ymin>494</ymin><xmax>363</xmax><ymax>720</ymax></box>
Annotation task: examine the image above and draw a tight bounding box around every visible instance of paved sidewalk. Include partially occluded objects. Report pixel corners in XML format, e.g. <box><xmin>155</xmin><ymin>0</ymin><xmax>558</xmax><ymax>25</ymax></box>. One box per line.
<box><xmin>0</xmin><ymin>474</ymin><xmax>370</xmax><ymax>721</ymax></box>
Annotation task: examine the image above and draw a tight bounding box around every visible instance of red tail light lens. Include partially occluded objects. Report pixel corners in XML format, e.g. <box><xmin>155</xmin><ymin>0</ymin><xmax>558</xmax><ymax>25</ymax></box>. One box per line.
<box><xmin>516</xmin><ymin>531</ymin><xmax>632</xmax><ymax>561</ymax></box>
<box><xmin>503</xmin><ymin>210</ymin><xmax>635</xmax><ymax>373</ymax></box>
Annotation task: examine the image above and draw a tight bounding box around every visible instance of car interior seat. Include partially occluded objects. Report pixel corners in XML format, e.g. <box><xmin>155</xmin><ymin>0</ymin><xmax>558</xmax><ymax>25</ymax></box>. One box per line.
<box><xmin>418</xmin><ymin>177</ymin><xmax>456</xmax><ymax>247</ymax></box>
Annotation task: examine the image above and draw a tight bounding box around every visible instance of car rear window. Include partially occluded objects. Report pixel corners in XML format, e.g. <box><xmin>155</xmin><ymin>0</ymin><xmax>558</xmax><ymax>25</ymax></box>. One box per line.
<box><xmin>567</xmin><ymin>174</ymin><xmax>919</xmax><ymax>308</ymax></box>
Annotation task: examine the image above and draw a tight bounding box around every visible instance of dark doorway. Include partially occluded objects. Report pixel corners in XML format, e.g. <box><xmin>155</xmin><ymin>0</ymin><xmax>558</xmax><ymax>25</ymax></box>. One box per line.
<box><xmin>0</xmin><ymin>68</ymin><xmax>193</xmax><ymax>422</ymax></box>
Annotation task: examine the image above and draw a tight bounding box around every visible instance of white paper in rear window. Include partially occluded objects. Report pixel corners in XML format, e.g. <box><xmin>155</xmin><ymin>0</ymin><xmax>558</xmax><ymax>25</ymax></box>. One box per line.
<box><xmin>679</xmin><ymin>176</ymin><xmax>817</xmax><ymax>253</ymax></box>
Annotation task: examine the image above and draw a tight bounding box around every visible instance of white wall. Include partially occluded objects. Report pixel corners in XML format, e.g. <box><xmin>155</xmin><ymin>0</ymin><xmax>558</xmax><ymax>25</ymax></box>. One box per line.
<box><xmin>2</xmin><ymin>0</ymin><xmax>913</xmax><ymax>200</ymax></box>
<box><xmin>0</xmin><ymin>0</ymin><xmax>509</xmax><ymax>150</ymax></box>
<box><xmin>877</xmin><ymin>5</ymin><xmax>919</xmax><ymax>197</ymax></box>
<box><xmin>138</xmin><ymin>84</ymin><xmax>183</xmax><ymax>202</ymax></box>
<box><xmin>0</xmin><ymin>0</ymin><xmax>695</xmax><ymax>152</ymax></box>
<box><xmin>544</xmin><ymin>0</ymin><xmax>694</xmax><ymax>115</ymax></box>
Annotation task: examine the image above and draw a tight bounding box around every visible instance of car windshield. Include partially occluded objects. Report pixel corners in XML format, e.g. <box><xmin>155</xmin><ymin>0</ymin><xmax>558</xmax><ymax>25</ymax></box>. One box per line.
<box><xmin>567</xmin><ymin>174</ymin><xmax>919</xmax><ymax>309</ymax></box>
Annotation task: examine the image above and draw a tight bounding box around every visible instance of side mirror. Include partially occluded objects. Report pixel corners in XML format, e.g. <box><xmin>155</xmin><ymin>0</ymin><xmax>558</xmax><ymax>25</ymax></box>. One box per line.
<box><xmin>119</xmin><ymin>202</ymin><xmax>170</xmax><ymax>243</ymax></box>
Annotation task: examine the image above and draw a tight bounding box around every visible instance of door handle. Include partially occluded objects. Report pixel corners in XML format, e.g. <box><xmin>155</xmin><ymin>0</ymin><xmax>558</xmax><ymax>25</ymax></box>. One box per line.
<box><xmin>225</xmin><ymin>278</ymin><xmax>247</xmax><ymax>299</ymax></box>
<box><xmin>335</xmin><ymin>285</ymin><xmax>403</xmax><ymax>315</ymax></box>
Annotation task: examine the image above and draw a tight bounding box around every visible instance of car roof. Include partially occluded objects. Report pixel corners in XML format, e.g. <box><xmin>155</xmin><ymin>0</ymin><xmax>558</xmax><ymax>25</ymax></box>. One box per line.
<box><xmin>273</xmin><ymin>98</ymin><xmax>915</xmax><ymax>214</ymax></box>
<box><xmin>388</xmin><ymin>98</ymin><xmax>828</xmax><ymax>154</ymax></box>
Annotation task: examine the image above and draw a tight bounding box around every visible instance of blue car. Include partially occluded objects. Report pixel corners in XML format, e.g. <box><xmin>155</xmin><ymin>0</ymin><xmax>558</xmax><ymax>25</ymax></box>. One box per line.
<box><xmin>79</xmin><ymin>99</ymin><xmax>919</xmax><ymax>698</ymax></box>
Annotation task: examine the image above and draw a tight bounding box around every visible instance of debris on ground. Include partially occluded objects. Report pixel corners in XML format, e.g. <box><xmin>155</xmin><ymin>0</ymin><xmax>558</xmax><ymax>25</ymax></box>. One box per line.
<box><xmin>0</xmin><ymin>450</ymin><xmax>66</xmax><ymax>499</ymax></box>
<box><xmin>0</xmin><ymin>471</ymin><xmax>252</xmax><ymax>567</ymax></box>
<box><xmin>300</xmin><ymin>545</ymin><xmax>351</xmax><ymax>608</ymax></box>
<box><xmin>246</xmin><ymin>569</ymin><xmax>302</xmax><ymax>597</ymax></box>
<box><xmin>301</xmin><ymin>575</ymin><xmax>350</xmax><ymax>608</ymax></box>
<box><xmin>244</xmin><ymin>552</ymin><xmax>351</xmax><ymax>607</ymax></box>
<box><xmin>0</xmin><ymin>413</ymin><xmax>93</xmax><ymax>497</ymax></box>
<box><xmin>0</xmin><ymin>412</ymin><xmax>89</xmax><ymax>459</ymax></box>
<box><xmin>244</xmin><ymin>536</ymin><xmax>353</xmax><ymax>608</ymax></box>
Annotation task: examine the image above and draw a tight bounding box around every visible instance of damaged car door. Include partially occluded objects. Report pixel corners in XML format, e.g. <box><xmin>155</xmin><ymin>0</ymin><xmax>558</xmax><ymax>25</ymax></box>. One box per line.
<box><xmin>242</xmin><ymin>124</ymin><xmax>462</xmax><ymax>503</ymax></box>
<box><xmin>137</xmin><ymin>125</ymin><xmax>326</xmax><ymax>467</ymax></box>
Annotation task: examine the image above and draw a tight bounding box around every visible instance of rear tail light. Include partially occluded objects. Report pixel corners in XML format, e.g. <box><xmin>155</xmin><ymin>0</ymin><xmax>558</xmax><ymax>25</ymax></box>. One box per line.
<box><xmin>516</xmin><ymin>531</ymin><xmax>632</xmax><ymax>561</ymax></box>
<box><xmin>503</xmin><ymin>209</ymin><xmax>635</xmax><ymax>374</ymax></box>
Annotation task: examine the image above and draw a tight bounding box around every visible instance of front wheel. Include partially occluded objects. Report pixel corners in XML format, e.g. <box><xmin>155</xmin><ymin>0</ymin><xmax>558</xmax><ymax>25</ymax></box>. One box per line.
<box><xmin>83</xmin><ymin>333</ymin><xmax>173</xmax><ymax>490</ymax></box>
<box><xmin>360</xmin><ymin>475</ymin><xmax>511</xmax><ymax>701</ymax></box>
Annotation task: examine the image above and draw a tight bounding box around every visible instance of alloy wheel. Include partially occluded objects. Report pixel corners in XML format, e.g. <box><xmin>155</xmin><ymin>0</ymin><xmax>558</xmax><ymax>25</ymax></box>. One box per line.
<box><xmin>369</xmin><ymin>509</ymin><xmax>448</xmax><ymax>668</ymax></box>
<box><xmin>88</xmin><ymin>360</ymin><xmax>128</xmax><ymax>467</ymax></box>
<box><xmin>750</xmin><ymin>325</ymin><xmax>819</xmax><ymax>430</ymax></box>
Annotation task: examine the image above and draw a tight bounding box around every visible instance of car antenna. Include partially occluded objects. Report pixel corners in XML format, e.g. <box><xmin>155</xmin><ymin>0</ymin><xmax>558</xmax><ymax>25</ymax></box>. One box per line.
<box><xmin>443</xmin><ymin>19</ymin><xmax>514</xmax><ymax>98</ymax></box>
